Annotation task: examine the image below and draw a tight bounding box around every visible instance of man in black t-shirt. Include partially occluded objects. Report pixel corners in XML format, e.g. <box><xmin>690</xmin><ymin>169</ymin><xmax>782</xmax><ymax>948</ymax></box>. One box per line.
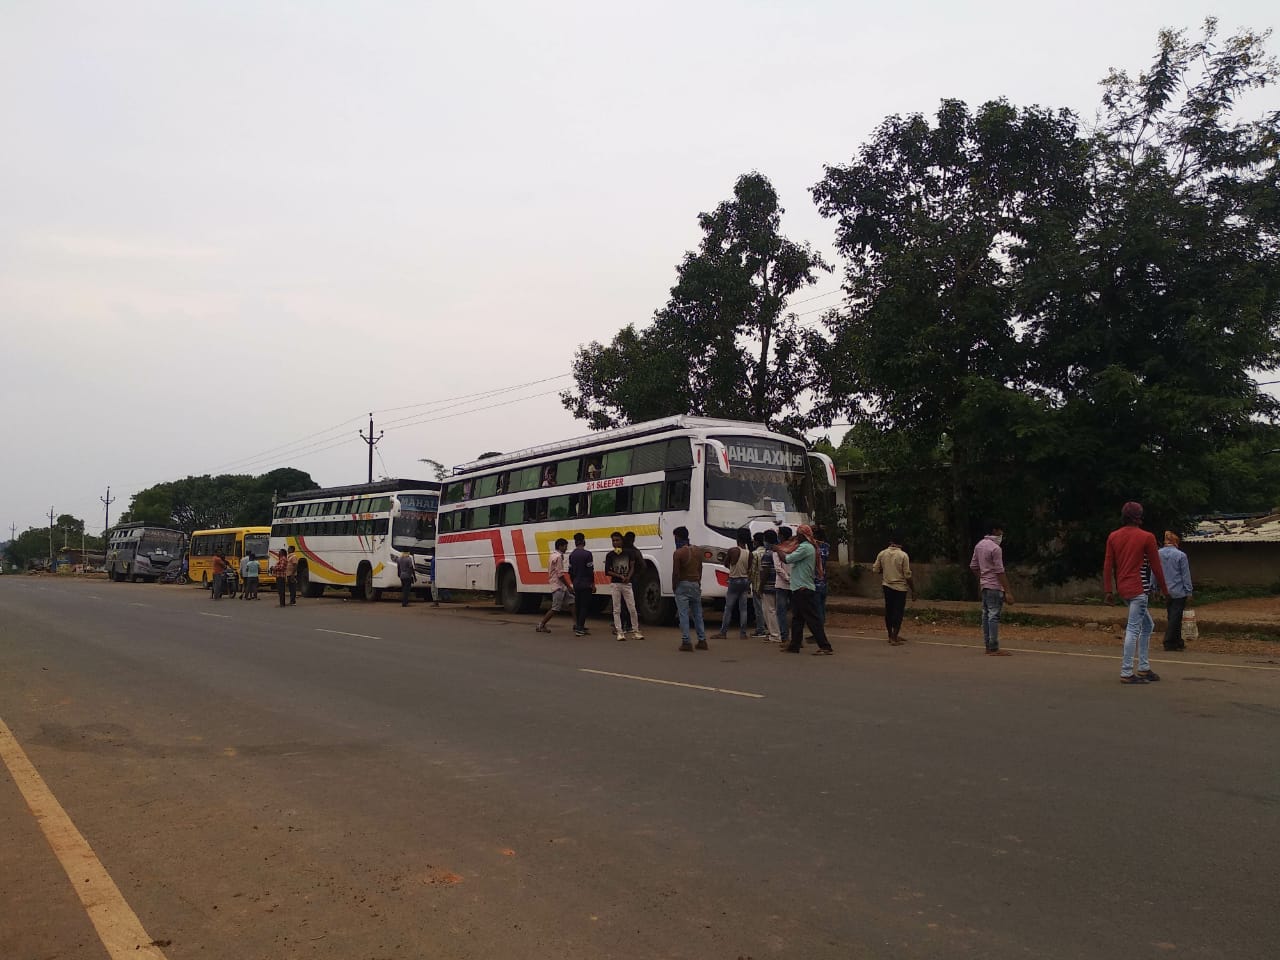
<box><xmin>568</xmin><ymin>532</ymin><xmax>595</xmax><ymax>637</ymax></box>
<box><xmin>605</xmin><ymin>531</ymin><xmax>643</xmax><ymax>641</ymax></box>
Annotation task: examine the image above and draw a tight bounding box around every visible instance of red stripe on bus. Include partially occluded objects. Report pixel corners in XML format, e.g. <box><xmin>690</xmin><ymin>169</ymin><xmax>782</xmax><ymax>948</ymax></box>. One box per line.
<box><xmin>438</xmin><ymin>530</ymin><xmax>506</xmax><ymax>565</ymax></box>
<box><xmin>296</xmin><ymin>537</ymin><xmax>346</xmax><ymax>576</ymax></box>
<box><xmin>511</xmin><ymin>530</ymin><xmax>538</xmax><ymax>585</ymax></box>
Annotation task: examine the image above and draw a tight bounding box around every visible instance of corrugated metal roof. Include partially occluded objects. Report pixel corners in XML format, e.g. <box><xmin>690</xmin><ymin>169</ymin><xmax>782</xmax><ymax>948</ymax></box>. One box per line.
<box><xmin>1185</xmin><ymin>515</ymin><xmax>1280</xmax><ymax>544</ymax></box>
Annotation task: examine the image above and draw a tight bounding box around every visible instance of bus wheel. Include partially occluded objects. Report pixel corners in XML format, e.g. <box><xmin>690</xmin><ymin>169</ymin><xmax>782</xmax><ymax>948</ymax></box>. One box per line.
<box><xmin>354</xmin><ymin>564</ymin><xmax>379</xmax><ymax>602</ymax></box>
<box><xmin>635</xmin><ymin>563</ymin><xmax>676</xmax><ymax>626</ymax></box>
<box><xmin>299</xmin><ymin>563</ymin><xmax>324</xmax><ymax>598</ymax></box>
<box><xmin>497</xmin><ymin>567</ymin><xmax>523</xmax><ymax>614</ymax></box>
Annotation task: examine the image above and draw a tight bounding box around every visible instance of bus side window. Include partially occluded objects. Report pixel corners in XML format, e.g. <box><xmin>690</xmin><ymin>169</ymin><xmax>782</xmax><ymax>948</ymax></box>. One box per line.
<box><xmin>589</xmin><ymin>490</ymin><xmax>617</xmax><ymax>516</ymax></box>
<box><xmin>584</xmin><ymin>457</ymin><xmax>602</xmax><ymax>480</ymax></box>
<box><xmin>503</xmin><ymin>501</ymin><xmax>523</xmax><ymax>525</ymax></box>
<box><xmin>665</xmin><ymin>439</ymin><xmax>694</xmax><ymax>469</ymax></box>
<box><xmin>555</xmin><ymin>459</ymin><xmax>579</xmax><ymax>485</ymax></box>
<box><xmin>525</xmin><ymin>498</ymin><xmax>547</xmax><ymax>522</ymax></box>
<box><xmin>547</xmin><ymin>495</ymin><xmax>571</xmax><ymax>520</ymax></box>
<box><xmin>603</xmin><ymin>448</ymin><xmax>632</xmax><ymax>478</ymax></box>
<box><xmin>633</xmin><ymin>442</ymin><xmax>666</xmax><ymax>474</ymax></box>
<box><xmin>665</xmin><ymin>470</ymin><xmax>692</xmax><ymax>510</ymax></box>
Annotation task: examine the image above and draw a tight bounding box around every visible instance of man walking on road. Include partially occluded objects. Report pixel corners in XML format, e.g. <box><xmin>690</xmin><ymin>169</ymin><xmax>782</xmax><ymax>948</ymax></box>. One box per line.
<box><xmin>396</xmin><ymin>550</ymin><xmax>417</xmax><ymax>606</ymax></box>
<box><xmin>671</xmin><ymin>526</ymin><xmax>707</xmax><ymax>651</ymax></box>
<box><xmin>872</xmin><ymin>532</ymin><xmax>915</xmax><ymax>644</ymax></box>
<box><xmin>1104</xmin><ymin>502</ymin><xmax>1169</xmax><ymax>683</ymax></box>
<box><xmin>535</xmin><ymin>538</ymin><xmax>573</xmax><ymax>633</ymax></box>
<box><xmin>970</xmin><ymin>521</ymin><xmax>1015</xmax><ymax>656</ymax></box>
<box><xmin>569</xmin><ymin>533</ymin><xmax>595</xmax><ymax>637</ymax></box>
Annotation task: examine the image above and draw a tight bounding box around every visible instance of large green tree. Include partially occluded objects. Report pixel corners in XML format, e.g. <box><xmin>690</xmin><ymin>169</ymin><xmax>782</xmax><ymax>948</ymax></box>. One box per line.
<box><xmin>812</xmin><ymin>98</ymin><xmax>1091</xmax><ymax>561</ymax></box>
<box><xmin>564</xmin><ymin>172</ymin><xmax>830</xmax><ymax>432</ymax></box>
<box><xmin>120</xmin><ymin>468</ymin><xmax>319</xmax><ymax>535</ymax></box>
<box><xmin>813</xmin><ymin>22</ymin><xmax>1280</xmax><ymax>580</ymax></box>
<box><xmin>1017</xmin><ymin>20</ymin><xmax>1280</xmax><ymax>579</ymax></box>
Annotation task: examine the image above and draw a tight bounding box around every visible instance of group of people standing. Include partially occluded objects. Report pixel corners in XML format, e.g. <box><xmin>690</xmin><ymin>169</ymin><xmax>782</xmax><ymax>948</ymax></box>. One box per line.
<box><xmin>670</xmin><ymin>524</ymin><xmax>833</xmax><ymax>654</ymax></box>
<box><xmin>206</xmin><ymin>548</ymin><xmax>299</xmax><ymax>607</ymax></box>
<box><xmin>536</xmin><ymin>530</ymin><xmax>645</xmax><ymax>639</ymax></box>
<box><xmin>532</xmin><ymin>525</ymin><xmax>836</xmax><ymax>655</ymax></box>
<box><xmin>871</xmin><ymin>502</ymin><xmax>1195</xmax><ymax>683</ymax></box>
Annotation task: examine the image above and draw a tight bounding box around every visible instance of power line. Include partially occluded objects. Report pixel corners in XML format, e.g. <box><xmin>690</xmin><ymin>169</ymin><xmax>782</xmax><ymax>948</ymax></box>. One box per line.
<box><xmin>220</xmin><ymin>386</ymin><xmax>569</xmax><ymax>476</ymax></box>
<box><xmin>787</xmin><ymin>287</ymin><xmax>843</xmax><ymax>307</ymax></box>
<box><xmin>208</xmin><ymin>374</ymin><xmax>573</xmax><ymax>475</ymax></box>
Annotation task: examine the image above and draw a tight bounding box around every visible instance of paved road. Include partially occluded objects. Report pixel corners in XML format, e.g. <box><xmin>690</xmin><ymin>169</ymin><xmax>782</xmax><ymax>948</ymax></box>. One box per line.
<box><xmin>1</xmin><ymin>576</ymin><xmax>1277</xmax><ymax>960</ymax></box>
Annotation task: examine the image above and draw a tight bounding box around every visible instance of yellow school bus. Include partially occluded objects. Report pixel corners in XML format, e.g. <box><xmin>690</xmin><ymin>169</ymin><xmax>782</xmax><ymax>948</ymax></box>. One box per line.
<box><xmin>189</xmin><ymin>526</ymin><xmax>276</xmax><ymax>590</ymax></box>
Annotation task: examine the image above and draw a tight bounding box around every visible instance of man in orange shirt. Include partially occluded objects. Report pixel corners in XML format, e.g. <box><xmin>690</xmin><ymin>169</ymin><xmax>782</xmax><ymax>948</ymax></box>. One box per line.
<box><xmin>1103</xmin><ymin>501</ymin><xmax>1169</xmax><ymax>684</ymax></box>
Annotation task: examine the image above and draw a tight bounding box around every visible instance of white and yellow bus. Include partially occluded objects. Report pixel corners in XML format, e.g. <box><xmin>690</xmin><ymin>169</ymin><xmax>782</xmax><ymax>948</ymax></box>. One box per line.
<box><xmin>189</xmin><ymin>526</ymin><xmax>274</xmax><ymax>591</ymax></box>
<box><xmin>268</xmin><ymin>480</ymin><xmax>439</xmax><ymax>601</ymax></box>
<box><xmin>434</xmin><ymin>416</ymin><xmax>836</xmax><ymax>624</ymax></box>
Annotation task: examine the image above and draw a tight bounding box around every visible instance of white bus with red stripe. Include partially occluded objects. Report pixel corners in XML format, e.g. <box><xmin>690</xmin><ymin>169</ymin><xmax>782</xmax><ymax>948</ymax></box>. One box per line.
<box><xmin>269</xmin><ymin>479</ymin><xmax>439</xmax><ymax>601</ymax></box>
<box><xmin>435</xmin><ymin>417</ymin><xmax>836</xmax><ymax>623</ymax></box>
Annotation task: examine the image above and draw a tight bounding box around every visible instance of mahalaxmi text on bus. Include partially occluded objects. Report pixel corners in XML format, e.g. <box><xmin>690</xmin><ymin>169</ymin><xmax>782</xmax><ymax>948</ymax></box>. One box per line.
<box><xmin>268</xmin><ymin>479</ymin><xmax>440</xmax><ymax>601</ymax></box>
<box><xmin>105</xmin><ymin>523</ymin><xmax>186</xmax><ymax>583</ymax></box>
<box><xmin>189</xmin><ymin>526</ymin><xmax>275</xmax><ymax>590</ymax></box>
<box><xmin>434</xmin><ymin>416</ymin><xmax>836</xmax><ymax>623</ymax></box>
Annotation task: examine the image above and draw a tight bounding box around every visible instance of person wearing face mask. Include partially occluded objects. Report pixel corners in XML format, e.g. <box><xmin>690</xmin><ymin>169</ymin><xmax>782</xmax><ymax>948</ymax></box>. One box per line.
<box><xmin>969</xmin><ymin>520</ymin><xmax>1015</xmax><ymax>656</ymax></box>
<box><xmin>605</xmin><ymin>531</ymin><xmax>641</xmax><ymax>641</ymax></box>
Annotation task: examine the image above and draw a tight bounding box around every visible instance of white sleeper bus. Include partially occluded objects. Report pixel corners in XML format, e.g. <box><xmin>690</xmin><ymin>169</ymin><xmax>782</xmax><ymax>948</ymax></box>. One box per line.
<box><xmin>435</xmin><ymin>416</ymin><xmax>836</xmax><ymax>623</ymax></box>
<box><xmin>268</xmin><ymin>479</ymin><xmax>439</xmax><ymax>601</ymax></box>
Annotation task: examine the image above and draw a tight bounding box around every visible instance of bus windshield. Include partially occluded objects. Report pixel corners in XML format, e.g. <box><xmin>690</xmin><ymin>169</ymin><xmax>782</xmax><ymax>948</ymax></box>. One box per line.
<box><xmin>138</xmin><ymin>529</ymin><xmax>185</xmax><ymax>556</ymax></box>
<box><xmin>705</xmin><ymin>437</ymin><xmax>812</xmax><ymax>536</ymax></box>
<box><xmin>393</xmin><ymin>494</ymin><xmax>438</xmax><ymax>553</ymax></box>
<box><xmin>244</xmin><ymin>533</ymin><xmax>270</xmax><ymax>560</ymax></box>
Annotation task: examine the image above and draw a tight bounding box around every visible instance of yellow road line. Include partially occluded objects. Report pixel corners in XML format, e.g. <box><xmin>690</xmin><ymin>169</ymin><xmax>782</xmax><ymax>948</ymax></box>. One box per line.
<box><xmin>823</xmin><ymin>633</ymin><xmax>1280</xmax><ymax>672</ymax></box>
<box><xmin>580</xmin><ymin>668</ymin><xmax>764</xmax><ymax>699</ymax></box>
<box><xmin>0</xmin><ymin>716</ymin><xmax>169</xmax><ymax>959</ymax></box>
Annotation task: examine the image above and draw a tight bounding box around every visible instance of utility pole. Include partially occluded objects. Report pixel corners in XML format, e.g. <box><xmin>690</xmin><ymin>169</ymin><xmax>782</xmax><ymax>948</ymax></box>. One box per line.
<box><xmin>101</xmin><ymin>486</ymin><xmax>115</xmax><ymax>537</ymax></box>
<box><xmin>359</xmin><ymin>413</ymin><xmax>383</xmax><ymax>485</ymax></box>
<box><xmin>48</xmin><ymin>506</ymin><xmax>55</xmax><ymax>564</ymax></box>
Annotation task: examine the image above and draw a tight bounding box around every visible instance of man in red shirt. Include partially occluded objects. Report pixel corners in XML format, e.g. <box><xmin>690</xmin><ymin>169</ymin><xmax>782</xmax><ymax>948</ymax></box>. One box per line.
<box><xmin>1103</xmin><ymin>501</ymin><xmax>1169</xmax><ymax>684</ymax></box>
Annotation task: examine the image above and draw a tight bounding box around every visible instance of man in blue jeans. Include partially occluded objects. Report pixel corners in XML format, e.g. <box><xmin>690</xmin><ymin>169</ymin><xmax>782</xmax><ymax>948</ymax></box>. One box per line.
<box><xmin>1104</xmin><ymin>502</ymin><xmax>1169</xmax><ymax>683</ymax></box>
<box><xmin>969</xmin><ymin>521</ymin><xmax>1016</xmax><ymax>656</ymax></box>
<box><xmin>713</xmin><ymin>530</ymin><xmax>752</xmax><ymax>640</ymax></box>
<box><xmin>671</xmin><ymin>526</ymin><xmax>706</xmax><ymax>651</ymax></box>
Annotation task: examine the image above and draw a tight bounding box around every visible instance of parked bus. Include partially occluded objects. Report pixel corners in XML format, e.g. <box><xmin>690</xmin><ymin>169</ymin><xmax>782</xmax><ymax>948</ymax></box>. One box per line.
<box><xmin>268</xmin><ymin>479</ymin><xmax>440</xmax><ymax>601</ymax></box>
<box><xmin>189</xmin><ymin>526</ymin><xmax>275</xmax><ymax>591</ymax></box>
<box><xmin>105</xmin><ymin>523</ymin><xmax>186</xmax><ymax>582</ymax></box>
<box><xmin>434</xmin><ymin>416</ymin><xmax>836</xmax><ymax>623</ymax></box>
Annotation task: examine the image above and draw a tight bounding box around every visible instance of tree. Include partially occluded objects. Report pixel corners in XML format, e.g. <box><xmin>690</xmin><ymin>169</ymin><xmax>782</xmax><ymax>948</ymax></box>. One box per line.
<box><xmin>417</xmin><ymin>459</ymin><xmax>449</xmax><ymax>481</ymax></box>
<box><xmin>812</xmin><ymin>98</ymin><xmax>1091</xmax><ymax>561</ymax></box>
<box><xmin>1020</xmin><ymin>20</ymin><xmax>1280</xmax><ymax>579</ymax></box>
<box><xmin>564</xmin><ymin>172</ymin><xmax>830</xmax><ymax>432</ymax></box>
<box><xmin>121</xmin><ymin>468</ymin><xmax>319</xmax><ymax>535</ymax></box>
<box><xmin>812</xmin><ymin>22</ymin><xmax>1280</xmax><ymax>581</ymax></box>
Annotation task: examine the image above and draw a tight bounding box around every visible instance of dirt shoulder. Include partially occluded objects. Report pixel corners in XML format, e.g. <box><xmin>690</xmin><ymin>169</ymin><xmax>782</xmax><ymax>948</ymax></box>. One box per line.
<box><xmin>823</xmin><ymin>609</ymin><xmax>1280</xmax><ymax>658</ymax></box>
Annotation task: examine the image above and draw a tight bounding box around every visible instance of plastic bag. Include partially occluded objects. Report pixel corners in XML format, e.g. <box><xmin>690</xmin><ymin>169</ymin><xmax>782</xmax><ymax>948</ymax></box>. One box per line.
<box><xmin>1182</xmin><ymin>607</ymin><xmax>1198</xmax><ymax>641</ymax></box>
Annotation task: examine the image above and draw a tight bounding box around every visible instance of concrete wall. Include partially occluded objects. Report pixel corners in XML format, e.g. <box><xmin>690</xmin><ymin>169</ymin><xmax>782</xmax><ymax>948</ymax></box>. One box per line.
<box><xmin>1181</xmin><ymin>543</ymin><xmax>1280</xmax><ymax>587</ymax></box>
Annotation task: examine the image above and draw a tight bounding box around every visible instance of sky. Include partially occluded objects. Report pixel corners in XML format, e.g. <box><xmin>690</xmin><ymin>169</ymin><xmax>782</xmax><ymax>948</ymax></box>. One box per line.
<box><xmin>2</xmin><ymin>0</ymin><xmax>1277</xmax><ymax>535</ymax></box>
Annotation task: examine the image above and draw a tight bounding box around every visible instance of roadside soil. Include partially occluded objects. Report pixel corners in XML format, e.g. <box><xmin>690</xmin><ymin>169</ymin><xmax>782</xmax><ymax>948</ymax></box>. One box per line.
<box><xmin>824</xmin><ymin>609</ymin><xmax>1280</xmax><ymax>658</ymax></box>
